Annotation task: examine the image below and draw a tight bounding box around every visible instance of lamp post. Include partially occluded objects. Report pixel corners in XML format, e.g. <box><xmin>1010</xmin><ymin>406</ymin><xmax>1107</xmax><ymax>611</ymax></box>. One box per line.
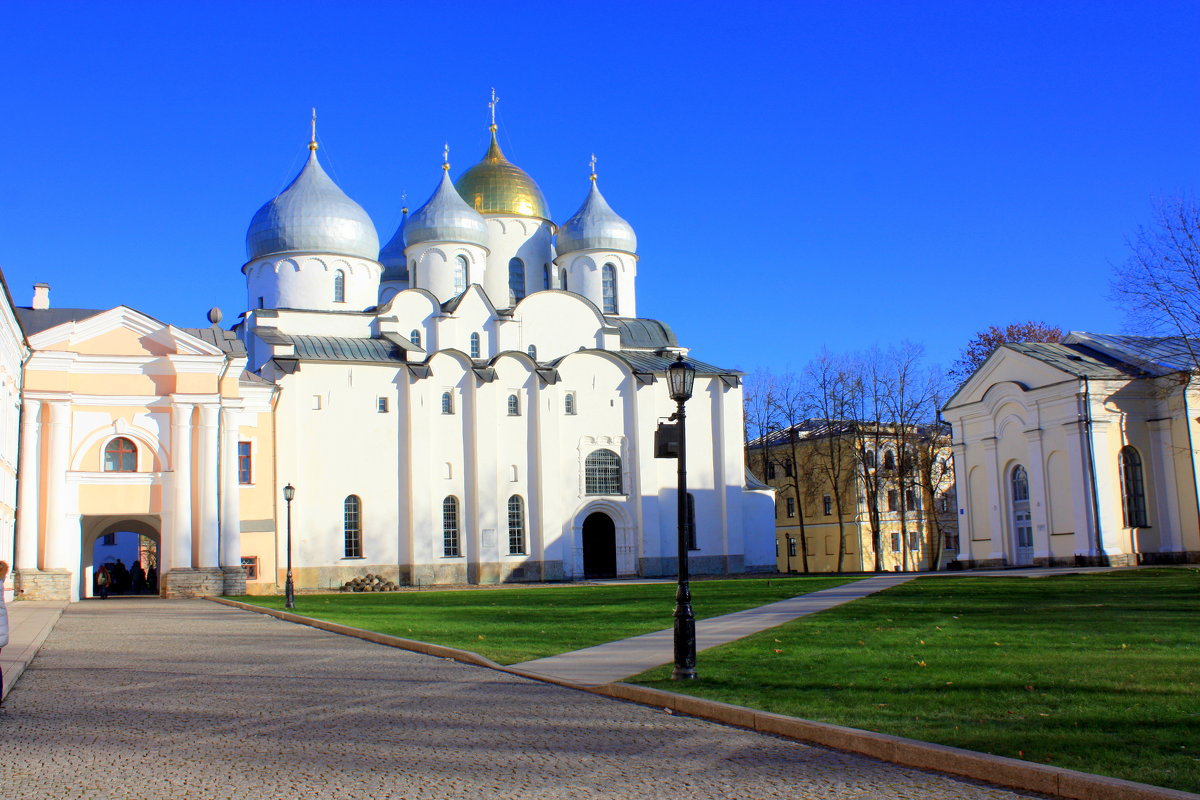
<box><xmin>667</xmin><ymin>355</ymin><xmax>697</xmax><ymax>680</ymax></box>
<box><xmin>283</xmin><ymin>483</ymin><xmax>295</xmax><ymax>609</ymax></box>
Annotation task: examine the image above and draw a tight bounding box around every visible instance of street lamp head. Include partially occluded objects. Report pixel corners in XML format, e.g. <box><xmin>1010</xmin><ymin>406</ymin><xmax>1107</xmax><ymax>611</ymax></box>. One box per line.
<box><xmin>667</xmin><ymin>354</ymin><xmax>696</xmax><ymax>403</ymax></box>
<box><xmin>283</xmin><ymin>483</ymin><xmax>295</xmax><ymax>503</ymax></box>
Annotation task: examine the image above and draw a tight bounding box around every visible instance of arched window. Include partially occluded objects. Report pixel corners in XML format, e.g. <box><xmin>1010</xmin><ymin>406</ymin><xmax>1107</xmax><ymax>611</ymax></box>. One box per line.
<box><xmin>507</xmin><ymin>394</ymin><xmax>520</xmax><ymax>416</ymax></box>
<box><xmin>509</xmin><ymin>258</ymin><xmax>525</xmax><ymax>304</ymax></box>
<box><xmin>333</xmin><ymin>269</ymin><xmax>346</xmax><ymax>303</ymax></box>
<box><xmin>507</xmin><ymin>495</ymin><xmax>526</xmax><ymax>555</ymax></box>
<box><xmin>454</xmin><ymin>255</ymin><xmax>468</xmax><ymax>294</ymax></box>
<box><xmin>883</xmin><ymin>450</ymin><xmax>896</xmax><ymax>470</ymax></box>
<box><xmin>344</xmin><ymin>495</ymin><xmax>362</xmax><ymax>558</ymax></box>
<box><xmin>602</xmin><ymin>263</ymin><xmax>618</xmax><ymax>314</ymax></box>
<box><xmin>1120</xmin><ymin>446</ymin><xmax>1148</xmax><ymax>527</ymax></box>
<box><xmin>864</xmin><ymin>449</ymin><xmax>876</xmax><ymax>468</ymax></box>
<box><xmin>442</xmin><ymin>496</ymin><xmax>460</xmax><ymax>557</ymax></box>
<box><xmin>441</xmin><ymin>392</ymin><xmax>454</xmax><ymax>414</ymax></box>
<box><xmin>564</xmin><ymin>392</ymin><xmax>577</xmax><ymax>415</ymax></box>
<box><xmin>410</xmin><ymin>329</ymin><xmax>422</xmax><ymax>347</ymax></box>
<box><xmin>585</xmin><ymin>449</ymin><xmax>622</xmax><ymax>495</ymax></box>
<box><xmin>1011</xmin><ymin>465</ymin><xmax>1029</xmax><ymax>502</ymax></box>
<box><xmin>103</xmin><ymin>437</ymin><xmax>137</xmax><ymax>472</ymax></box>
<box><xmin>543</xmin><ymin>264</ymin><xmax>552</xmax><ymax>291</ymax></box>
<box><xmin>469</xmin><ymin>332</ymin><xmax>481</xmax><ymax>359</ymax></box>
<box><xmin>1010</xmin><ymin>464</ymin><xmax>1033</xmax><ymax>560</ymax></box>
<box><xmin>527</xmin><ymin>344</ymin><xmax>538</xmax><ymax>361</ymax></box>
<box><xmin>559</xmin><ymin>268</ymin><xmax>567</xmax><ymax>291</ymax></box>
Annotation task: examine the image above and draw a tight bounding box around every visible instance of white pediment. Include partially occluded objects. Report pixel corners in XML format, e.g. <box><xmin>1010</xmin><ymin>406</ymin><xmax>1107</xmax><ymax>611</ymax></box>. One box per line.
<box><xmin>28</xmin><ymin>306</ymin><xmax>224</xmax><ymax>357</ymax></box>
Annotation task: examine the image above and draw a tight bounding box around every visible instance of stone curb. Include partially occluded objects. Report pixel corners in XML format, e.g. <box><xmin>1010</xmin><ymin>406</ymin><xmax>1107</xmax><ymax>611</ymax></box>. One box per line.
<box><xmin>208</xmin><ymin>598</ymin><xmax>1197</xmax><ymax>800</ymax></box>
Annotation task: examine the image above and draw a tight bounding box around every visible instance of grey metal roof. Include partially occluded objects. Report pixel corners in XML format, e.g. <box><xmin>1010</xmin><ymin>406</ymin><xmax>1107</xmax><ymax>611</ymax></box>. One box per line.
<box><xmin>255</xmin><ymin>330</ymin><xmax>408</xmax><ymax>364</ymax></box>
<box><xmin>605</xmin><ymin>351</ymin><xmax>739</xmax><ymax>377</ymax></box>
<box><xmin>246</xmin><ymin>150</ymin><xmax>380</xmax><ymax>262</ymax></box>
<box><xmin>239</xmin><ymin>369</ymin><xmax>274</xmax><ymax>386</ymax></box>
<box><xmin>556</xmin><ymin>180</ymin><xmax>636</xmax><ymax>257</ymax></box>
<box><xmin>609</xmin><ymin>317</ymin><xmax>678</xmax><ymax>349</ymax></box>
<box><xmin>1005</xmin><ymin>342</ymin><xmax>1148</xmax><ymax>379</ymax></box>
<box><xmin>182</xmin><ymin>327</ymin><xmax>247</xmax><ymax>356</ymax></box>
<box><xmin>1065</xmin><ymin>332</ymin><xmax>1199</xmax><ymax>375</ymax></box>
<box><xmin>378</xmin><ymin>211</ymin><xmax>409</xmax><ymax>282</ymax></box>
<box><xmin>404</xmin><ymin>170</ymin><xmax>489</xmax><ymax>249</ymax></box>
<box><xmin>15</xmin><ymin>307</ymin><xmax>105</xmax><ymax>336</ymax></box>
<box><xmin>745</xmin><ymin>468</ymin><xmax>771</xmax><ymax>491</ymax></box>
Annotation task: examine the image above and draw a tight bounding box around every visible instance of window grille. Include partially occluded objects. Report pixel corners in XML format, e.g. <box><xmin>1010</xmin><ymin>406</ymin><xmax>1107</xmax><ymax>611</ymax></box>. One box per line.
<box><xmin>443</xmin><ymin>496</ymin><xmax>460</xmax><ymax>557</ymax></box>
<box><xmin>527</xmin><ymin>344</ymin><xmax>537</xmax><ymax>360</ymax></box>
<box><xmin>564</xmin><ymin>393</ymin><xmax>576</xmax><ymax>415</ymax></box>
<box><xmin>1119</xmin><ymin>446</ymin><xmax>1148</xmax><ymax>527</ymax></box>
<box><xmin>410</xmin><ymin>329</ymin><xmax>421</xmax><ymax>347</ymax></box>
<box><xmin>602</xmin><ymin>264</ymin><xmax>617</xmax><ymax>314</ymax></box>
<box><xmin>442</xmin><ymin>392</ymin><xmax>454</xmax><ymax>414</ymax></box>
<box><xmin>508</xmin><ymin>495</ymin><xmax>525</xmax><ymax>554</ymax></box>
<box><xmin>454</xmin><ymin>256</ymin><xmax>468</xmax><ymax>294</ymax></box>
<box><xmin>333</xmin><ymin>270</ymin><xmax>346</xmax><ymax>302</ymax></box>
<box><xmin>344</xmin><ymin>495</ymin><xmax>362</xmax><ymax>558</ymax></box>
<box><xmin>585</xmin><ymin>449</ymin><xmax>622</xmax><ymax>495</ymax></box>
<box><xmin>104</xmin><ymin>437</ymin><xmax>136</xmax><ymax>472</ymax></box>
<box><xmin>507</xmin><ymin>394</ymin><xmax>520</xmax><ymax>416</ymax></box>
<box><xmin>238</xmin><ymin>441</ymin><xmax>252</xmax><ymax>483</ymax></box>
<box><xmin>470</xmin><ymin>332</ymin><xmax>481</xmax><ymax>358</ymax></box>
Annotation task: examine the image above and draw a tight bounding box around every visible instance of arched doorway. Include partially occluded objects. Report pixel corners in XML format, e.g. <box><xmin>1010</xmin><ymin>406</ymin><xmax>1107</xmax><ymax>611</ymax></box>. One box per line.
<box><xmin>82</xmin><ymin>517</ymin><xmax>161</xmax><ymax>599</ymax></box>
<box><xmin>1010</xmin><ymin>465</ymin><xmax>1034</xmax><ymax>566</ymax></box>
<box><xmin>582</xmin><ymin>512</ymin><xmax>617</xmax><ymax>579</ymax></box>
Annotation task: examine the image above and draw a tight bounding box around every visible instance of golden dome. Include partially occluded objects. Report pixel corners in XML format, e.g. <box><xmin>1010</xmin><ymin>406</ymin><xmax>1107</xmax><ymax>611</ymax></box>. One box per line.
<box><xmin>454</xmin><ymin>131</ymin><xmax>550</xmax><ymax>220</ymax></box>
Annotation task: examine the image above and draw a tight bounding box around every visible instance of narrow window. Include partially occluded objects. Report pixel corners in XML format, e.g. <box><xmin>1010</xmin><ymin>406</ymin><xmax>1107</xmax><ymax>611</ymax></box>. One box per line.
<box><xmin>443</xmin><ymin>496</ymin><xmax>460</xmax><ymax>557</ymax></box>
<box><xmin>887</xmin><ymin>489</ymin><xmax>898</xmax><ymax>512</ymax></box>
<box><xmin>584</xmin><ymin>449</ymin><xmax>622</xmax><ymax>495</ymax></box>
<box><xmin>602</xmin><ymin>263</ymin><xmax>618</xmax><ymax>314</ymax></box>
<box><xmin>890</xmin><ymin>532</ymin><xmax>901</xmax><ymax>552</ymax></box>
<box><xmin>333</xmin><ymin>269</ymin><xmax>346</xmax><ymax>303</ymax></box>
<box><xmin>904</xmin><ymin>488</ymin><xmax>916</xmax><ymax>511</ymax></box>
<box><xmin>786</xmin><ymin>497</ymin><xmax>796</xmax><ymax>518</ymax></box>
<box><xmin>864</xmin><ymin>448</ymin><xmax>876</xmax><ymax>468</ymax></box>
<box><xmin>312</xmin><ymin>395</ymin><xmax>322</xmax><ymax>410</ymax></box>
<box><xmin>883</xmin><ymin>450</ymin><xmax>896</xmax><ymax>470</ymax></box>
<box><xmin>944</xmin><ymin>533</ymin><xmax>960</xmax><ymax>551</ymax></box>
<box><xmin>787</xmin><ymin>537</ymin><xmax>798</xmax><ymax>557</ymax></box>
<box><xmin>766</xmin><ymin>462</ymin><xmax>776</xmax><ymax>480</ymax></box>
<box><xmin>102</xmin><ymin>532</ymin><xmax>117</xmax><ymax>546</ymax></box>
<box><xmin>527</xmin><ymin>344</ymin><xmax>538</xmax><ymax>360</ymax></box>
<box><xmin>783</xmin><ymin>458</ymin><xmax>794</xmax><ymax>478</ymax></box>
<box><xmin>409</xmin><ymin>329</ymin><xmax>422</xmax><ymax>347</ymax></box>
<box><xmin>237</xmin><ymin>441</ymin><xmax>252</xmax><ymax>484</ymax></box>
<box><xmin>454</xmin><ymin>255</ymin><xmax>468</xmax><ymax>294</ymax></box>
<box><xmin>104</xmin><ymin>437</ymin><xmax>137</xmax><ymax>472</ymax></box>
<box><xmin>1119</xmin><ymin>446</ymin><xmax>1148</xmax><ymax>527</ymax></box>
<box><xmin>377</xmin><ymin>397</ymin><xmax>389</xmax><ymax>413</ymax></box>
<box><xmin>507</xmin><ymin>495</ymin><xmax>526</xmax><ymax>555</ymax></box>
<box><xmin>344</xmin><ymin>495</ymin><xmax>362</xmax><ymax>558</ymax></box>
<box><xmin>908</xmin><ymin>530</ymin><xmax>920</xmax><ymax>550</ymax></box>
<box><xmin>543</xmin><ymin>264</ymin><xmax>552</xmax><ymax>291</ymax></box>
<box><xmin>441</xmin><ymin>392</ymin><xmax>454</xmax><ymax>415</ymax></box>
<box><xmin>509</xmin><ymin>258</ymin><xmax>525</xmax><ymax>304</ymax></box>
<box><xmin>823</xmin><ymin>495</ymin><xmax>832</xmax><ymax>516</ymax></box>
<box><xmin>507</xmin><ymin>394</ymin><xmax>520</xmax><ymax>416</ymax></box>
<box><xmin>257</xmin><ymin>296</ymin><xmax>265</xmax><ymax>309</ymax></box>
<box><xmin>240</xmin><ymin>556</ymin><xmax>259</xmax><ymax>580</ymax></box>
<box><xmin>470</xmin><ymin>332</ymin><xmax>481</xmax><ymax>359</ymax></box>
<box><xmin>564</xmin><ymin>392</ymin><xmax>577</xmax><ymax>415</ymax></box>
<box><xmin>559</xmin><ymin>268</ymin><xmax>567</xmax><ymax>291</ymax></box>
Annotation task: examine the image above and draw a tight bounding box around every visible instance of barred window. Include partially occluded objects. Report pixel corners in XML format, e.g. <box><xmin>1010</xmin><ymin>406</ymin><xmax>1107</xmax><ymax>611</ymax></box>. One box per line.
<box><xmin>602</xmin><ymin>263</ymin><xmax>618</xmax><ymax>314</ymax></box>
<box><xmin>527</xmin><ymin>344</ymin><xmax>538</xmax><ymax>361</ymax></box>
<box><xmin>564</xmin><ymin>392</ymin><xmax>576</xmax><ymax>415</ymax></box>
<box><xmin>344</xmin><ymin>495</ymin><xmax>362</xmax><ymax>558</ymax></box>
<box><xmin>104</xmin><ymin>437</ymin><xmax>137</xmax><ymax>472</ymax></box>
<box><xmin>508</xmin><ymin>495</ymin><xmax>526</xmax><ymax>555</ymax></box>
<box><xmin>470</xmin><ymin>332</ymin><xmax>481</xmax><ymax>359</ymax></box>
<box><xmin>585</xmin><ymin>449</ymin><xmax>622</xmax><ymax>495</ymax></box>
<box><xmin>507</xmin><ymin>394</ymin><xmax>520</xmax><ymax>416</ymax></box>
<box><xmin>410</xmin><ymin>329</ymin><xmax>421</xmax><ymax>347</ymax></box>
<box><xmin>442</xmin><ymin>392</ymin><xmax>454</xmax><ymax>414</ymax></box>
<box><xmin>443</xmin><ymin>496</ymin><xmax>460</xmax><ymax>557</ymax></box>
<box><xmin>1119</xmin><ymin>446</ymin><xmax>1148</xmax><ymax>527</ymax></box>
<box><xmin>237</xmin><ymin>441</ymin><xmax>252</xmax><ymax>483</ymax></box>
<box><xmin>333</xmin><ymin>270</ymin><xmax>346</xmax><ymax>303</ymax></box>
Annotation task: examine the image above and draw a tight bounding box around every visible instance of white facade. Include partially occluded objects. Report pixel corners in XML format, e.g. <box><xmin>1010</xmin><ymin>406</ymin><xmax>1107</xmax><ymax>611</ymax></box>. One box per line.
<box><xmin>0</xmin><ymin>274</ymin><xmax>26</xmax><ymax>604</ymax></box>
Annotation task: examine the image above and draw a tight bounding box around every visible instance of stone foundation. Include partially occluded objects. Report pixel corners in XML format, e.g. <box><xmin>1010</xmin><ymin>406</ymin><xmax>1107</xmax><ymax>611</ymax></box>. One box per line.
<box><xmin>162</xmin><ymin>567</ymin><xmax>225</xmax><ymax>598</ymax></box>
<box><xmin>1139</xmin><ymin>550</ymin><xmax>1200</xmax><ymax>565</ymax></box>
<box><xmin>641</xmin><ymin>554</ymin><xmax>747</xmax><ymax>578</ymax></box>
<box><xmin>221</xmin><ymin>566</ymin><xmax>247</xmax><ymax>596</ymax></box>
<box><xmin>14</xmin><ymin>568</ymin><xmax>72</xmax><ymax>600</ymax></box>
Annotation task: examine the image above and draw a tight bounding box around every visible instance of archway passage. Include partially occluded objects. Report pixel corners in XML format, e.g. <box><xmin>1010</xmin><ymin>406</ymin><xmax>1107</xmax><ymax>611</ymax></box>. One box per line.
<box><xmin>84</xmin><ymin>517</ymin><xmax>161</xmax><ymax>599</ymax></box>
<box><xmin>582</xmin><ymin>512</ymin><xmax>617</xmax><ymax>579</ymax></box>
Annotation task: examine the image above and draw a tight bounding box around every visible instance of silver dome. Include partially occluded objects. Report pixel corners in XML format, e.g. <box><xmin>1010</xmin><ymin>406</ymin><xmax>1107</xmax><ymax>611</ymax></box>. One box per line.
<box><xmin>404</xmin><ymin>170</ymin><xmax>489</xmax><ymax>248</ymax></box>
<box><xmin>379</xmin><ymin>211</ymin><xmax>408</xmax><ymax>282</ymax></box>
<box><xmin>556</xmin><ymin>180</ymin><xmax>636</xmax><ymax>257</ymax></box>
<box><xmin>246</xmin><ymin>150</ymin><xmax>380</xmax><ymax>262</ymax></box>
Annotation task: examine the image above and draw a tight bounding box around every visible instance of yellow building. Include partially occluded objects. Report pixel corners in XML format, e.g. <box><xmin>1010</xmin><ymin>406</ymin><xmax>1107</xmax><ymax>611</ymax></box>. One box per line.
<box><xmin>748</xmin><ymin>420</ymin><xmax>958</xmax><ymax>573</ymax></box>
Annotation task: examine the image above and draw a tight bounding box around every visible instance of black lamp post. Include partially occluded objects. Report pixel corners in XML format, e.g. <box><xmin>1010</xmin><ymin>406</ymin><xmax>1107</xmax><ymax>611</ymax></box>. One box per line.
<box><xmin>667</xmin><ymin>354</ymin><xmax>697</xmax><ymax>680</ymax></box>
<box><xmin>283</xmin><ymin>483</ymin><xmax>295</xmax><ymax>610</ymax></box>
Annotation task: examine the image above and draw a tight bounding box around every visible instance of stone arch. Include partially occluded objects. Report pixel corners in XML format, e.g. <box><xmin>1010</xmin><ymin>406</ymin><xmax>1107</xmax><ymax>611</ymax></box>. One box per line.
<box><xmin>80</xmin><ymin>515</ymin><xmax>162</xmax><ymax>599</ymax></box>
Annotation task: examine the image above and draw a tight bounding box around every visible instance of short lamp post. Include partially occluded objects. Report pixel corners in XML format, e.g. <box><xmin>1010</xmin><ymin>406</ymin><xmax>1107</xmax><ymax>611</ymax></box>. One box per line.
<box><xmin>667</xmin><ymin>355</ymin><xmax>697</xmax><ymax>680</ymax></box>
<box><xmin>283</xmin><ymin>483</ymin><xmax>296</xmax><ymax>610</ymax></box>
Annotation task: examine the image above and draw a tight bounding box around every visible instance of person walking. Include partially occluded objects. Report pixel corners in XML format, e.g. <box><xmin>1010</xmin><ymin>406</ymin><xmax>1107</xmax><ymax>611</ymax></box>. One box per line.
<box><xmin>96</xmin><ymin>565</ymin><xmax>111</xmax><ymax>599</ymax></box>
<box><xmin>0</xmin><ymin>560</ymin><xmax>9</xmax><ymax>703</ymax></box>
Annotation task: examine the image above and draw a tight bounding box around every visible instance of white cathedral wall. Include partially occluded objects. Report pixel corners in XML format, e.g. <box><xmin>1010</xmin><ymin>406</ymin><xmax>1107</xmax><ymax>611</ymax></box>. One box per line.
<box><xmin>557</xmin><ymin>252</ymin><xmax>638</xmax><ymax>317</ymax></box>
<box><xmin>407</xmin><ymin>243</ymin><xmax>489</xmax><ymax>304</ymax></box>
<box><xmin>510</xmin><ymin>292</ymin><xmax>608</xmax><ymax>362</ymax></box>
<box><xmin>482</xmin><ymin>217</ymin><xmax>554</xmax><ymax>306</ymax></box>
<box><xmin>245</xmin><ymin>255</ymin><xmax>382</xmax><ymax>313</ymax></box>
<box><xmin>0</xmin><ymin>284</ymin><xmax>24</xmax><ymax>597</ymax></box>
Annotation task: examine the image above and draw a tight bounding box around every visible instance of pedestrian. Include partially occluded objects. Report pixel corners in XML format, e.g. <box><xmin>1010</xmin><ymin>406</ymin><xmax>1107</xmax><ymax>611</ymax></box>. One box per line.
<box><xmin>0</xmin><ymin>559</ymin><xmax>9</xmax><ymax>703</ymax></box>
<box><xmin>131</xmin><ymin>560</ymin><xmax>146</xmax><ymax>594</ymax></box>
<box><xmin>96</xmin><ymin>564</ymin><xmax>111</xmax><ymax>599</ymax></box>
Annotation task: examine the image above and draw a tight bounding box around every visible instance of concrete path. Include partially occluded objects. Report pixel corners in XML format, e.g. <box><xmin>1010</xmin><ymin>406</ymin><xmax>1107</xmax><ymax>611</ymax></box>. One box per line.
<box><xmin>0</xmin><ymin>599</ymin><xmax>65</xmax><ymax>701</ymax></box>
<box><xmin>511</xmin><ymin>573</ymin><xmax>916</xmax><ymax>685</ymax></box>
<box><xmin>0</xmin><ymin>598</ymin><xmax>1040</xmax><ymax>800</ymax></box>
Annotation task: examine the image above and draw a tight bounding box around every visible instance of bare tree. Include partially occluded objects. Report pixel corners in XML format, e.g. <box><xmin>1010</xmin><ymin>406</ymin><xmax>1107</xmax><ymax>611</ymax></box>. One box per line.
<box><xmin>949</xmin><ymin>322</ymin><xmax>1064</xmax><ymax>382</ymax></box>
<box><xmin>772</xmin><ymin>372</ymin><xmax>815</xmax><ymax>573</ymax></box>
<box><xmin>802</xmin><ymin>352</ymin><xmax>856</xmax><ymax>572</ymax></box>
<box><xmin>1113</xmin><ymin>196</ymin><xmax>1200</xmax><ymax>368</ymax></box>
<box><xmin>846</xmin><ymin>350</ymin><xmax>888</xmax><ymax>572</ymax></box>
<box><xmin>743</xmin><ymin>369</ymin><xmax>780</xmax><ymax>484</ymax></box>
<box><xmin>880</xmin><ymin>342</ymin><xmax>937</xmax><ymax>571</ymax></box>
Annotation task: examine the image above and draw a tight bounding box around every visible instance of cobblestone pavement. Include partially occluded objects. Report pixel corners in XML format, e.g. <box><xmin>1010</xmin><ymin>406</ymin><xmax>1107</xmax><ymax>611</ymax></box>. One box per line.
<box><xmin>0</xmin><ymin>599</ymin><xmax>1046</xmax><ymax>800</ymax></box>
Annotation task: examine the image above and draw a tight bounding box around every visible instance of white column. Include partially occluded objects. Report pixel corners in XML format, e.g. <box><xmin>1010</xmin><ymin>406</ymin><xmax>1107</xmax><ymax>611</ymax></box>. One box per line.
<box><xmin>42</xmin><ymin>401</ymin><xmax>72</xmax><ymax>570</ymax></box>
<box><xmin>1088</xmin><ymin>419</ymin><xmax>1127</xmax><ymax>557</ymax></box>
<box><xmin>1023</xmin><ymin>428</ymin><xmax>1051</xmax><ymax>560</ymax></box>
<box><xmin>196</xmin><ymin>404</ymin><xmax>220</xmax><ymax>568</ymax></box>
<box><xmin>950</xmin><ymin>442</ymin><xmax>970</xmax><ymax>562</ymax></box>
<box><xmin>980</xmin><ymin>437</ymin><xmax>1006</xmax><ymax>562</ymax></box>
<box><xmin>1147</xmin><ymin>418</ymin><xmax>1183</xmax><ymax>553</ymax></box>
<box><xmin>1063</xmin><ymin>419</ymin><xmax>1098</xmax><ymax>558</ymax></box>
<box><xmin>168</xmin><ymin>402</ymin><xmax>194</xmax><ymax>571</ymax></box>
<box><xmin>15</xmin><ymin>399</ymin><xmax>41</xmax><ymax>570</ymax></box>
<box><xmin>219</xmin><ymin>408</ymin><xmax>242</xmax><ymax>567</ymax></box>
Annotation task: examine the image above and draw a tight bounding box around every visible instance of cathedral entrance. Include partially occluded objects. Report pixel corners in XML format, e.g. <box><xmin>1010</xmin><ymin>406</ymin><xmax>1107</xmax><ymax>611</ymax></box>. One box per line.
<box><xmin>582</xmin><ymin>512</ymin><xmax>617</xmax><ymax>579</ymax></box>
<box><xmin>82</xmin><ymin>517</ymin><xmax>161</xmax><ymax>599</ymax></box>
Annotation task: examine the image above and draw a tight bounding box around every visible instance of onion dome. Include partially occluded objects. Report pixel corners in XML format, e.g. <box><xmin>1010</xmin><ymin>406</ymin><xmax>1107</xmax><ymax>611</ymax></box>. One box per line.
<box><xmin>556</xmin><ymin>178</ymin><xmax>637</xmax><ymax>257</ymax></box>
<box><xmin>378</xmin><ymin>208</ymin><xmax>409</xmax><ymax>282</ymax></box>
<box><xmin>405</xmin><ymin>169</ymin><xmax>489</xmax><ymax>248</ymax></box>
<box><xmin>454</xmin><ymin>129</ymin><xmax>550</xmax><ymax>220</ymax></box>
<box><xmin>246</xmin><ymin>148</ymin><xmax>380</xmax><ymax>262</ymax></box>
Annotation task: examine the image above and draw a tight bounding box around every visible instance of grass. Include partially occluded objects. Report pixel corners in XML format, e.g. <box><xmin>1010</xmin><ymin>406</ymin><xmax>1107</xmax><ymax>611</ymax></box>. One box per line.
<box><xmin>234</xmin><ymin>574</ymin><xmax>863</xmax><ymax>664</ymax></box>
<box><xmin>632</xmin><ymin>568</ymin><xmax>1200</xmax><ymax>793</ymax></box>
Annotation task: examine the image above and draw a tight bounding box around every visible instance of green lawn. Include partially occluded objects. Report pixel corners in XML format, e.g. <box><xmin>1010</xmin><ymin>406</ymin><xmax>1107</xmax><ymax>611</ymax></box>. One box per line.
<box><xmin>235</xmin><ymin>575</ymin><xmax>862</xmax><ymax>664</ymax></box>
<box><xmin>632</xmin><ymin>568</ymin><xmax>1200</xmax><ymax>793</ymax></box>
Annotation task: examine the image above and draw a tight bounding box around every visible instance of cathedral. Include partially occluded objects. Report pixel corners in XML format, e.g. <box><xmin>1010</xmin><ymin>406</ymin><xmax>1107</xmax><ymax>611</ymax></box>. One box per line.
<box><xmin>0</xmin><ymin>116</ymin><xmax>777</xmax><ymax>601</ymax></box>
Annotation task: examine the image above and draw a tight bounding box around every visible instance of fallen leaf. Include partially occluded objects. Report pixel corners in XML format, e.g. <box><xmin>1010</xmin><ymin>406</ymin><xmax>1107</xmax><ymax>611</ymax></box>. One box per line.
<box><xmin>916</xmin><ymin>660</ymin><xmax>927</xmax><ymax>667</ymax></box>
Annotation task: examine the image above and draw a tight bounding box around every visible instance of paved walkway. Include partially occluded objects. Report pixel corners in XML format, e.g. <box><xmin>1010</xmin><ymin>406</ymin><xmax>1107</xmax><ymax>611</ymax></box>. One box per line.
<box><xmin>0</xmin><ymin>600</ymin><xmax>65</xmax><ymax>700</ymax></box>
<box><xmin>0</xmin><ymin>599</ymin><xmax>1042</xmax><ymax>799</ymax></box>
<box><xmin>512</xmin><ymin>573</ymin><xmax>916</xmax><ymax>685</ymax></box>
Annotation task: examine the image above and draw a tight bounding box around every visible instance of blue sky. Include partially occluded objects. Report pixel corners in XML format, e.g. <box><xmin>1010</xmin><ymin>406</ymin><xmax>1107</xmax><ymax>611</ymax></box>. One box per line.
<box><xmin>0</xmin><ymin>1</ymin><xmax>1196</xmax><ymax>375</ymax></box>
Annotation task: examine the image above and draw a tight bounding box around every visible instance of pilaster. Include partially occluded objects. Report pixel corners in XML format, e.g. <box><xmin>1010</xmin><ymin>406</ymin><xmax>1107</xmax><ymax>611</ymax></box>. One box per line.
<box><xmin>1022</xmin><ymin>427</ymin><xmax>1051</xmax><ymax>558</ymax></box>
<box><xmin>14</xmin><ymin>399</ymin><xmax>41</xmax><ymax>570</ymax></box>
<box><xmin>1147</xmin><ymin>418</ymin><xmax>1183</xmax><ymax>553</ymax></box>
<box><xmin>196</xmin><ymin>404</ymin><xmax>220</xmax><ymax>568</ymax></box>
